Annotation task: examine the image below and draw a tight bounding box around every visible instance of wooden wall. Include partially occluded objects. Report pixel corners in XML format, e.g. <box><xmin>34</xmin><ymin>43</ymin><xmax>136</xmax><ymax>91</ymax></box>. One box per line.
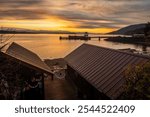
<box><xmin>66</xmin><ymin>65</ymin><xmax>110</xmax><ymax>100</ymax></box>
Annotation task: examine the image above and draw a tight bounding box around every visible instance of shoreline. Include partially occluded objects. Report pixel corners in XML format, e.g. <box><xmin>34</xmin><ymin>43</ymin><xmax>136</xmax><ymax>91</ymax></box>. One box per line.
<box><xmin>105</xmin><ymin>37</ymin><xmax>150</xmax><ymax>47</ymax></box>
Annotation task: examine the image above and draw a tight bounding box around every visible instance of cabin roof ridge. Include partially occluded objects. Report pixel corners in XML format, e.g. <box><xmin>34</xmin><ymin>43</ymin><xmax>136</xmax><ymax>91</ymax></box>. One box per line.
<box><xmin>81</xmin><ymin>43</ymin><xmax>150</xmax><ymax>60</ymax></box>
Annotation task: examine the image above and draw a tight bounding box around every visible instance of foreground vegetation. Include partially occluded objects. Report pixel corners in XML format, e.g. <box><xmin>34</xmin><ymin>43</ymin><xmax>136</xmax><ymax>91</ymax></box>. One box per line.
<box><xmin>121</xmin><ymin>62</ymin><xmax>150</xmax><ymax>99</ymax></box>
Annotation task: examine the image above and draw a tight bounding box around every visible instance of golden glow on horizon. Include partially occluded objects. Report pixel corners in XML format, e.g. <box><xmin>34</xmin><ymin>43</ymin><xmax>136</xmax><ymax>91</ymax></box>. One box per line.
<box><xmin>0</xmin><ymin>18</ymin><xmax>74</xmax><ymax>30</ymax></box>
<box><xmin>0</xmin><ymin>18</ymin><xmax>116</xmax><ymax>33</ymax></box>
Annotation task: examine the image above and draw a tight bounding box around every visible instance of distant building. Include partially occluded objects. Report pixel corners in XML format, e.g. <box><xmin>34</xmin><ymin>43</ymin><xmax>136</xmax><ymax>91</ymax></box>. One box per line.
<box><xmin>132</xmin><ymin>34</ymin><xmax>145</xmax><ymax>38</ymax></box>
<box><xmin>65</xmin><ymin>44</ymin><xmax>150</xmax><ymax>99</ymax></box>
<box><xmin>84</xmin><ymin>32</ymin><xmax>88</xmax><ymax>37</ymax></box>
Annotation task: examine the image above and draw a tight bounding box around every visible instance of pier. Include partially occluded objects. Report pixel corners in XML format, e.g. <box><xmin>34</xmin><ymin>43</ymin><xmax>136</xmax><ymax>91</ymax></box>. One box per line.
<box><xmin>60</xmin><ymin>35</ymin><xmax>125</xmax><ymax>41</ymax></box>
<box><xmin>60</xmin><ymin>35</ymin><xmax>102</xmax><ymax>41</ymax></box>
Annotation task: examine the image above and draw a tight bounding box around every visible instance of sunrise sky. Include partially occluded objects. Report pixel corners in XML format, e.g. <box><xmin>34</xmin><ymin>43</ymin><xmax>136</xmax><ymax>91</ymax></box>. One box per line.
<box><xmin>0</xmin><ymin>0</ymin><xmax>150</xmax><ymax>33</ymax></box>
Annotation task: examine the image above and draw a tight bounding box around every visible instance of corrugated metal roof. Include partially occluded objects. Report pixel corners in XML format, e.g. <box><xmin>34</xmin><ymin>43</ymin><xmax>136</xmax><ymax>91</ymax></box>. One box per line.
<box><xmin>65</xmin><ymin>44</ymin><xmax>150</xmax><ymax>99</ymax></box>
<box><xmin>2</xmin><ymin>42</ymin><xmax>53</xmax><ymax>75</ymax></box>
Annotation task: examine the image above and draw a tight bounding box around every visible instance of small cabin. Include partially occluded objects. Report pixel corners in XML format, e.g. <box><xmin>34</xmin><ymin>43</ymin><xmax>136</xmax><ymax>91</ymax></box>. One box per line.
<box><xmin>64</xmin><ymin>44</ymin><xmax>150</xmax><ymax>99</ymax></box>
<box><xmin>0</xmin><ymin>42</ymin><xmax>53</xmax><ymax>99</ymax></box>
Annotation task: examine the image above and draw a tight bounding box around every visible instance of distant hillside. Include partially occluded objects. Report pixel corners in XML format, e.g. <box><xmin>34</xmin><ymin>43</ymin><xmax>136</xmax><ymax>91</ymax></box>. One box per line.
<box><xmin>110</xmin><ymin>23</ymin><xmax>146</xmax><ymax>35</ymax></box>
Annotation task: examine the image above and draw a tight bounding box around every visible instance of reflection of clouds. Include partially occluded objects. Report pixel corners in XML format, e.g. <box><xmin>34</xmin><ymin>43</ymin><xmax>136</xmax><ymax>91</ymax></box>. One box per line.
<box><xmin>0</xmin><ymin>0</ymin><xmax>150</xmax><ymax>29</ymax></box>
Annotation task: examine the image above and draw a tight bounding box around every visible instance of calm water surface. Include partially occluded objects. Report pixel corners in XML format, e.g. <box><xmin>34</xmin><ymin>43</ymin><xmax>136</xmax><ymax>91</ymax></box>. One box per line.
<box><xmin>11</xmin><ymin>34</ymin><xmax>150</xmax><ymax>59</ymax></box>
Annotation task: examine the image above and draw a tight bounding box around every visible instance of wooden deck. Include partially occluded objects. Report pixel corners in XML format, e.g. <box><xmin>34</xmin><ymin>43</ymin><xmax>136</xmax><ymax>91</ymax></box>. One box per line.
<box><xmin>44</xmin><ymin>77</ymin><xmax>78</xmax><ymax>100</ymax></box>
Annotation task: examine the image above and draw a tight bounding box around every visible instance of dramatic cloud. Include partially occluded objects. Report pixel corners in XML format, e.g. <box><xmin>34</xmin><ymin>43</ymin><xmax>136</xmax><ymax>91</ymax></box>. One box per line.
<box><xmin>0</xmin><ymin>0</ymin><xmax>43</xmax><ymax>7</ymax></box>
<box><xmin>45</xmin><ymin>0</ymin><xmax>150</xmax><ymax>29</ymax></box>
<box><xmin>0</xmin><ymin>0</ymin><xmax>47</xmax><ymax>20</ymax></box>
<box><xmin>0</xmin><ymin>0</ymin><xmax>150</xmax><ymax>32</ymax></box>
